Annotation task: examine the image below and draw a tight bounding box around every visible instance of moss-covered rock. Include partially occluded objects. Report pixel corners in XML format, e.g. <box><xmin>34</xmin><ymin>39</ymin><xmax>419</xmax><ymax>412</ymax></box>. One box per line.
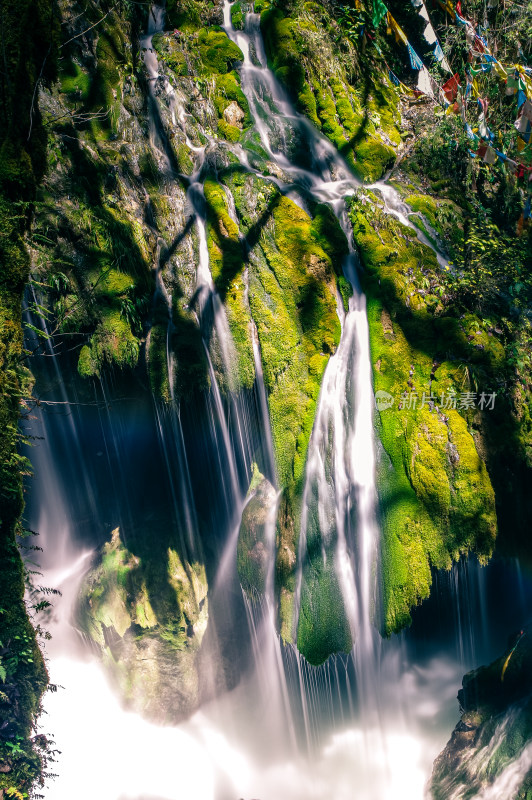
<box><xmin>297</xmin><ymin>557</ymin><xmax>352</xmax><ymax>666</ymax></box>
<box><xmin>77</xmin><ymin>308</ymin><xmax>140</xmax><ymax>377</ymax></box>
<box><xmin>198</xmin><ymin>28</ymin><xmax>243</xmax><ymax>74</ymax></box>
<box><xmin>78</xmin><ymin>527</ymin><xmax>208</xmax><ymax>722</ymax></box>
<box><xmin>260</xmin><ymin>5</ymin><xmax>401</xmax><ymax>182</ymax></box>
<box><xmin>348</xmin><ymin>191</ymin><xmax>497</xmax><ymax>634</ymax></box>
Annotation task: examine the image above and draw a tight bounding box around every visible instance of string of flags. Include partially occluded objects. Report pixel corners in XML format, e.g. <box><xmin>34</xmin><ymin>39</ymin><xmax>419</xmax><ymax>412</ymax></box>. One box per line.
<box><xmin>370</xmin><ymin>0</ymin><xmax>532</xmax><ymax>225</ymax></box>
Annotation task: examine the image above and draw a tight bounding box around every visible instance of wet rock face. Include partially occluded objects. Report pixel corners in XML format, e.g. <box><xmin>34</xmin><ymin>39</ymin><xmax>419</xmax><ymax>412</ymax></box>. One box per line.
<box><xmin>237</xmin><ymin>468</ymin><xmax>278</xmax><ymax>596</ymax></box>
<box><xmin>430</xmin><ymin>629</ymin><xmax>532</xmax><ymax>800</ymax></box>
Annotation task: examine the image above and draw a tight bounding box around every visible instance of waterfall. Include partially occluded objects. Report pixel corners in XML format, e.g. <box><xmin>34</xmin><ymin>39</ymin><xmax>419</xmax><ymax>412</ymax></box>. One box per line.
<box><xmin>23</xmin><ymin>2</ymin><xmax>532</xmax><ymax>799</ymax></box>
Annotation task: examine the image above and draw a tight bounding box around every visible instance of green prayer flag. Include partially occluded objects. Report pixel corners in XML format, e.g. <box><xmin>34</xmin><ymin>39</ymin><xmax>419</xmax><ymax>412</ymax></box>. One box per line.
<box><xmin>372</xmin><ymin>0</ymin><xmax>387</xmax><ymax>28</ymax></box>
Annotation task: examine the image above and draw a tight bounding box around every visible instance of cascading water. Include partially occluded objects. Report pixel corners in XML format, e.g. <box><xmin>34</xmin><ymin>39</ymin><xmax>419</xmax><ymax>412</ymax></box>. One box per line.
<box><xmin>23</xmin><ymin>2</ymin><xmax>532</xmax><ymax>799</ymax></box>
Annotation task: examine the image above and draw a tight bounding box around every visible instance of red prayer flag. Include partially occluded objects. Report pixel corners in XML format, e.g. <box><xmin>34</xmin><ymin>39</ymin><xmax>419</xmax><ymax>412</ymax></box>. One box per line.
<box><xmin>442</xmin><ymin>73</ymin><xmax>461</xmax><ymax>102</ymax></box>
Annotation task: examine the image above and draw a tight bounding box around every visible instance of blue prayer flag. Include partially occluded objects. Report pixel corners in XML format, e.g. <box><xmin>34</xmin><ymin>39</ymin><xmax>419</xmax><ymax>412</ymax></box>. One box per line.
<box><xmin>433</xmin><ymin>42</ymin><xmax>444</xmax><ymax>62</ymax></box>
<box><xmin>408</xmin><ymin>44</ymin><xmax>423</xmax><ymax>70</ymax></box>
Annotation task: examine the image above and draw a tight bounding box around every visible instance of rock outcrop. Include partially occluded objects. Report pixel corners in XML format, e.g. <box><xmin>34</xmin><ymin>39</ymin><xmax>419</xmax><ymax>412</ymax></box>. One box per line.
<box><xmin>431</xmin><ymin>629</ymin><xmax>532</xmax><ymax>799</ymax></box>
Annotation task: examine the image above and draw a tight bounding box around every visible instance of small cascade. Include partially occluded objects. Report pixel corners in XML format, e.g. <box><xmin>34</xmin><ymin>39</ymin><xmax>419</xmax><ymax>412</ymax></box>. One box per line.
<box><xmin>142</xmin><ymin>7</ymin><xmax>256</xmax><ymax>536</ymax></box>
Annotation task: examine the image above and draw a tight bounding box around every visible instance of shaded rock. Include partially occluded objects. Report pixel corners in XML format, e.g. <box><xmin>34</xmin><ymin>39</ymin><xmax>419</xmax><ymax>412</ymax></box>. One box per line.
<box><xmin>237</xmin><ymin>465</ymin><xmax>278</xmax><ymax>596</ymax></box>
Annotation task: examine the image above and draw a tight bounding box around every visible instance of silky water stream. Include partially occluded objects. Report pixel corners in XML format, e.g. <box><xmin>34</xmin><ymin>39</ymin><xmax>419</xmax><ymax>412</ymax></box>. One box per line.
<box><xmin>21</xmin><ymin>3</ymin><xmax>532</xmax><ymax>799</ymax></box>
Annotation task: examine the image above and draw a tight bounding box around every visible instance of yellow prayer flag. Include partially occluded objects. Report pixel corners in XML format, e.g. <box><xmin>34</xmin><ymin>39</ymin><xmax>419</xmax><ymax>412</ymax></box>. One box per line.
<box><xmin>494</xmin><ymin>61</ymin><xmax>507</xmax><ymax>79</ymax></box>
<box><xmin>388</xmin><ymin>12</ymin><xmax>408</xmax><ymax>46</ymax></box>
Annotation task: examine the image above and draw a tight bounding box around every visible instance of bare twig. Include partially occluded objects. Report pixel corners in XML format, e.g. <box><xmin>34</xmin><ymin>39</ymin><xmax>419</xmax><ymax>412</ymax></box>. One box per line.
<box><xmin>60</xmin><ymin>8</ymin><xmax>114</xmax><ymax>49</ymax></box>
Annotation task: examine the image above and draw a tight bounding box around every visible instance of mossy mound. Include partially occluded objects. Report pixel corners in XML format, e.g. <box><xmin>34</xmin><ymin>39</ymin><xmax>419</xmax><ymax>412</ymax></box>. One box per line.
<box><xmin>78</xmin><ymin>527</ymin><xmax>208</xmax><ymax>722</ymax></box>
<box><xmin>348</xmin><ymin>191</ymin><xmax>497</xmax><ymax>634</ymax></box>
<box><xmin>77</xmin><ymin>308</ymin><xmax>140</xmax><ymax>377</ymax></box>
<box><xmin>198</xmin><ymin>28</ymin><xmax>243</xmax><ymax>74</ymax></box>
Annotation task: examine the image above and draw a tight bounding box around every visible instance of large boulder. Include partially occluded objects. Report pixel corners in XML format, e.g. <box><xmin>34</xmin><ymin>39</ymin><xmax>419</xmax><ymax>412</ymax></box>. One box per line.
<box><xmin>78</xmin><ymin>528</ymin><xmax>208</xmax><ymax>723</ymax></box>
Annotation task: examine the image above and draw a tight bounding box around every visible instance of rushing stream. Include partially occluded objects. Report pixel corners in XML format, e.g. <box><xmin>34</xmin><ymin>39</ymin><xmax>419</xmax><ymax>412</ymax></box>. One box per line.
<box><xmin>22</xmin><ymin>3</ymin><xmax>532</xmax><ymax>799</ymax></box>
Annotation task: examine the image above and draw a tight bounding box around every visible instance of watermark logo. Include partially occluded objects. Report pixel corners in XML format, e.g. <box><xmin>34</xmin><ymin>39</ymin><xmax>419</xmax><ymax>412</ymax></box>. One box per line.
<box><xmin>375</xmin><ymin>390</ymin><xmax>395</xmax><ymax>411</ymax></box>
<box><xmin>374</xmin><ymin>389</ymin><xmax>496</xmax><ymax>413</ymax></box>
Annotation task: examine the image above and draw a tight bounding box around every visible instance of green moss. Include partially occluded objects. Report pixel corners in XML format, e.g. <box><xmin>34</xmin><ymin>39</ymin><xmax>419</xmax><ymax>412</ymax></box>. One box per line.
<box><xmin>153</xmin><ymin>33</ymin><xmax>189</xmax><ymax>75</ymax></box>
<box><xmin>203</xmin><ymin>177</ymin><xmax>255</xmax><ymax>390</ymax></box>
<box><xmin>261</xmin><ymin>9</ymin><xmax>320</xmax><ymax>127</ymax></box>
<box><xmin>147</xmin><ymin>323</ymin><xmax>171</xmax><ymax>403</ymax></box>
<box><xmin>260</xmin><ymin>6</ymin><xmax>401</xmax><ymax>181</ymax></box>
<box><xmin>250</xmin><ymin>195</ymin><xmax>340</xmax><ymax>487</ymax></box>
<box><xmin>89</xmin><ymin>31</ymin><xmax>124</xmax><ymax>139</ymax></box>
<box><xmin>353</xmin><ymin>136</ymin><xmax>396</xmax><ymax>183</ymax></box>
<box><xmin>232</xmin><ymin>190</ymin><xmax>344</xmax><ymax>646</ymax></box>
<box><xmin>214</xmin><ymin>72</ymin><xmax>251</xmax><ymax>126</ymax></box>
<box><xmin>198</xmin><ymin>29</ymin><xmax>243</xmax><ymax>74</ymax></box>
<box><xmin>60</xmin><ymin>60</ymin><xmax>91</xmax><ymax>101</ymax></box>
<box><xmin>297</xmin><ymin>558</ymin><xmax>352</xmax><ymax>665</ymax></box>
<box><xmin>166</xmin><ymin>0</ymin><xmax>202</xmax><ymax>31</ymax></box>
<box><xmin>96</xmin><ymin>269</ymin><xmax>135</xmax><ymax>297</ymax></box>
<box><xmin>218</xmin><ymin>119</ymin><xmax>241</xmax><ymax>142</ymax></box>
<box><xmin>231</xmin><ymin>0</ymin><xmax>245</xmax><ymax>30</ymax></box>
<box><xmin>338</xmin><ymin>275</ymin><xmax>353</xmax><ymax>312</ymax></box>
<box><xmin>404</xmin><ymin>192</ymin><xmax>464</xmax><ymax>258</ymax></box>
<box><xmin>176</xmin><ymin>142</ymin><xmax>195</xmax><ymax>175</ymax></box>
<box><xmin>348</xmin><ymin>192</ymin><xmax>498</xmax><ymax>633</ymax></box>
<box><xmin>78</xmin><ymin>309</ymin><xmax>139</xmax><ymax>378</ymax></box>
<box><xmin>310</xmin><ymin>203</ymin><xmax>349</xmax><ymax>269</ymax></box>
